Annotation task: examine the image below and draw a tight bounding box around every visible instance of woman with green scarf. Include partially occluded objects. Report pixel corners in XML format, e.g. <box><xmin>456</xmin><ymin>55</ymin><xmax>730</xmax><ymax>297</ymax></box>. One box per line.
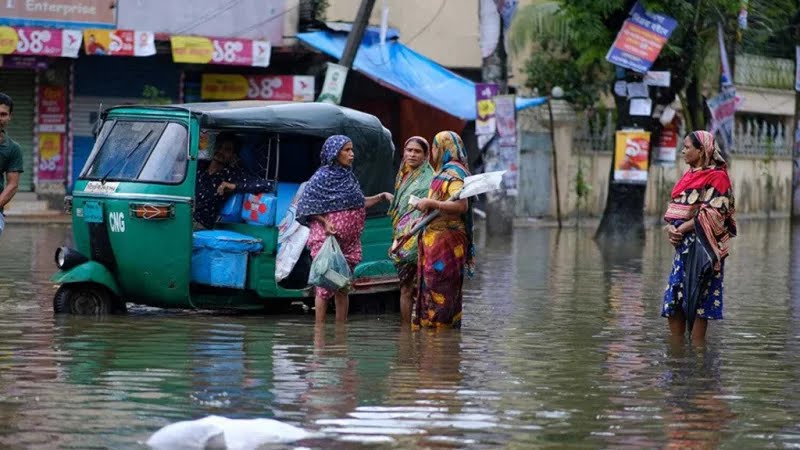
<box><xmin>388</xmin><ymin>136</ymin><xmax>435</xmax><ymax>323</ymax></box>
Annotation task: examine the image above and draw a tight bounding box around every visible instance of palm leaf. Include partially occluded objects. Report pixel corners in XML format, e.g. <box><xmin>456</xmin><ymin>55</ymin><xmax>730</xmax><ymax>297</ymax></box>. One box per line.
<box><xmin>508</xmin><ymin>2</ymin><xmax>573</xmax><ymax>55</ymax></box>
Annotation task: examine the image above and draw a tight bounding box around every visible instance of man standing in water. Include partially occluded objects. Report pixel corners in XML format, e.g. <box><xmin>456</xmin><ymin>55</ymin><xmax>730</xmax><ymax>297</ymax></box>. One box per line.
<box><xmin>0</xmin><ymin>93</ymin><xmax>24</xmax><ymax>239</ymax></box>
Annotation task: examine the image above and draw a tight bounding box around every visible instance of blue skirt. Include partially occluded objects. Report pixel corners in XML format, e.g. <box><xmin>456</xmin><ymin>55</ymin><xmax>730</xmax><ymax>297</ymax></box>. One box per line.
<box><xmin>662</xmin><ymin>231</ymin><xmax>724</xmax><ymax>320</ymax></box>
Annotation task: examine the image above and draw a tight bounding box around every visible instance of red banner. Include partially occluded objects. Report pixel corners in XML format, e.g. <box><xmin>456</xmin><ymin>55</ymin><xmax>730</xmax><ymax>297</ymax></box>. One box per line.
<box><xmin>38</xmin><ymin>85</ymin><xmax>67</xmax><ymax>133</ymax></box>
<box><xmin>171</xmin><ymin>35</ymin><xmax>270</xmax><ymax>67</ymax></box>
<box><xmin>0</xmin><ymin>26</ymin><xmax>82</xmax><ymax>58</ymax></box>
<box><xmin>211</xmin><ymin>38</ymin><xmax>270</xmax><ymax>67</ymax></box>
<box><xmin>247</xmin><ymin>75</ymin><xmax>314</xmax><ymax>101</ymax></box>
<box><xmin>201</xmin><ymin>74</ymin><xmax>315</xmax><ymax>101</ymax></box>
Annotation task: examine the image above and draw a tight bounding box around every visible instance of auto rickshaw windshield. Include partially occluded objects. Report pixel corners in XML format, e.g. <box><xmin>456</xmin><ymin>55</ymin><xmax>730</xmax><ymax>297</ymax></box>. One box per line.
<box><xmin>81</xmin><ymin>119</ymin><xmax>189</xmax><ymax>184</ymax></box>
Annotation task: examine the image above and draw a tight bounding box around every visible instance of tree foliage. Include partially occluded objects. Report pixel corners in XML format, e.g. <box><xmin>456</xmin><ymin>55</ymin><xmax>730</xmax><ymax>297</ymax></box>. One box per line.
<box><xmin>511</xmin><ymin>0</ymin><xmax>745</xmax><ymax>129</ymax></box>
<box><xmin>509</xmin><ymin>1</ymin><xmax>610</xmax><ymax>109</ymax></box>
<box><xmin>738</xmin><ymin>0</ymin><xmax>799</xmax><ymax>59</ymax></box>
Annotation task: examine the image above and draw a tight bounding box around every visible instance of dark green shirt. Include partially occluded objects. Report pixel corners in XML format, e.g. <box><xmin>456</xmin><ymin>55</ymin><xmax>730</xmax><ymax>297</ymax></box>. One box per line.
<box><xmin>0</xmin><ymin>133</ymin><xmax>24</xmax><ymax>211</ymax></box>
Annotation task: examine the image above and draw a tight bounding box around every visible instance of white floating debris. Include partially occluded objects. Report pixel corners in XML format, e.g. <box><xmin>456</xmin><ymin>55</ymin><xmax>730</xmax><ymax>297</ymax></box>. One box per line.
<box><xmin>147</xmin><ymin>415</ymin><xmax>315</xmax><ymax>450</ymax></box>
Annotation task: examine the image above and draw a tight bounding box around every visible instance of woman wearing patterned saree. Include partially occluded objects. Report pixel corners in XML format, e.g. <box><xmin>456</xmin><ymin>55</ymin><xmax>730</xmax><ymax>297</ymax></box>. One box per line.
<box><xmin>662</xmin><ymin>130</ymin><xmax>736</xmax><ymax>342</ymax></box>
<box><xmin>388</xmin><ymin>136</ymin><xmax>435</xmax><ymax>324</ymax></box>
<box><xmin>413</xmin><ymin>131</ymin><xmax>475</xmax><ymax>329</ymax></box>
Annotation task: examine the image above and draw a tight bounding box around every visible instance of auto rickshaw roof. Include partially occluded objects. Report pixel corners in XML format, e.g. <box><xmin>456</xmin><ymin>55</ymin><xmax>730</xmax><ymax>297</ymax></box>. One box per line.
<box><xmin>107</xmin><ymin>101</ymin><xmax>394</xmax><ymax>150</ymax></box>
<box><xmin>103</xmin><ymin>101</ymin><xmax>397</xmax><ymax>195</ymax></box>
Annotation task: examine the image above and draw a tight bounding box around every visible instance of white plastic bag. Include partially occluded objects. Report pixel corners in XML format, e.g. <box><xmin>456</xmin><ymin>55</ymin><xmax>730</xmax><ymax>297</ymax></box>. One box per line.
<box><xmin>146</xmin><ymin>415</ymin><xmax>314</xmax><ymax>450</ymax></box>
<box><xmin>276</xmin><ymin>225</ymin><xmax>309</xmax><ymax>281</ymax></box>
<box><xmin>275</xmin><ymin>183</ymin><xmax>309</xmax><ymax>282</ymax></box>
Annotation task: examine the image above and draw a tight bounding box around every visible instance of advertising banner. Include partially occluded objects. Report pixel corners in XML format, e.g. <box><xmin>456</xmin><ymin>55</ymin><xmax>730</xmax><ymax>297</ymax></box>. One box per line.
<box><xmin>614</xmin><ymin>130</ymin><xmax>651</xmax><ymax>183</ymax></box>
<box><xmin>495</xmin><ymin>95</ymin><xmax>517</xmax><ymax>147</ymax></box>
<box><xmin>475</xmin><ymin>83</ymin><xmax>499</xmax><ymax>135</ymax></box>
<box><xmin>0</xmin><ymin>55</ymin><xmax>48</xmax><ymax>69</ymax></box>
<box><xmin>82</xmin><ymin>29</ymin><xmax>155</xmax><ymax>56</ymax></box>
<box><xmin>201</xmin><ymin>74</ymin><xmax>315</xmax><ymax>101</ymax></box>
<box><xmin>37</xmin><ymin>132</ymin><xmax>65</xmax><ymax>182</ymax></box>
<box><xmin>606</xmin><ymin>2</ymin><xmax>677</xmax><ymax>73</ymax></box>
<box><xmin>707</xmin><ymin>89</ymin><xmax>736</xmax><ymax>150</ymax></box>
<box><xmin>0</xmin><ymin>0</ymin><xmax>116</xmax><ymax>29</ymax></box>
<box><xmin>796</xmin><ymin>46</ymin><xmax>800</xmax><ymax>92</ymax></box>
<box><xmin>171</xmin><ymin>35</ymin><xmax>270</xmax><ymax>67</ymax></box>
<box><xmin>38</xmin><ymin>85</ymin><xmax>66</xmax><ymax>133</ymax></box>
<box><xmin>655</xmin><ymin>127</ymin><xmax>678</xmax><ymax>165</ymax></box>
<box><xmin>0</xmin><ymin>26</ymin><xmax>82</xmax><ymax>58</ymax></box>
<box><xmin>317</xmin><ymin>63</ymin><xmax>348</xmax><ymax>104</ymax></box>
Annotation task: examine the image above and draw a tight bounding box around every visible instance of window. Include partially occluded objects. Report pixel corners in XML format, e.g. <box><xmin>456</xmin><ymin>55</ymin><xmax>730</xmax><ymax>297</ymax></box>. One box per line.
<box><xmin>81</xmin><ymin>120</ymin><xmax>188</xmax><ymax>184</ymax></box>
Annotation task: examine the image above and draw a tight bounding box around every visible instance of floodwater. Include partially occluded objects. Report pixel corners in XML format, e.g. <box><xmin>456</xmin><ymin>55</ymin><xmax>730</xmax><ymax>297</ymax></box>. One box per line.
<box><xmin>0</xmin><ymin>220</ymin><xmax>799</xmax><ymax>449</ymax></box>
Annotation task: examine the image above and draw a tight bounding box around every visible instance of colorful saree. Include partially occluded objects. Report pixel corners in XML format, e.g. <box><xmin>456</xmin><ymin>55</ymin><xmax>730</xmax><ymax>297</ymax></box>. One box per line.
<box><xmin>662</xmin><ymin>131</ymin><xmax>736</xmax><ymax>325</ymax></box>
<box><xmin>388</xmin><ymin>138</ymin><xmax>435</xmax><ymax>284</ymax></box>
<box><xmin>414</xmin><ymin>131</ymin><xmax>475</xmax><ymax>329</ymax></box>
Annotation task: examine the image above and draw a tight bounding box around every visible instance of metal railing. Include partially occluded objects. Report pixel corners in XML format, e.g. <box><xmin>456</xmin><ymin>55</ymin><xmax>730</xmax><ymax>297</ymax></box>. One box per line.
<box><xmin>732</xmin><ymin>118</ymin><xmax>791</xmax><ymax>156</ymax></box>
<box><xmin>573</xmin><ymin>110</ymin><xmax>614</xmax><ymax>153</ymax></box>
<box><xmin>734</xmin><ymin>53</ymin><xmax>795</xmax><ymax>90</ymax></box>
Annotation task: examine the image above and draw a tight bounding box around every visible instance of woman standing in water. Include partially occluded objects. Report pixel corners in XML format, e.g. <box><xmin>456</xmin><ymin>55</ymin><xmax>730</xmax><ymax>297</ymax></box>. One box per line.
<box><xmin>388</xmin><ymin>136</ymin><xmax>435</xmax><ymax>324</ymax></box>
<box><xmin>413</xmin><ymin>131</ymin><xmax>475</xmax><ymax>329</ymax></box>
<box><xmin>662</xmin><ymin>130</ymin><xmax>736</xmax><ymax>342</ymax></box>
<box><xmin>296</xmin><ymin>135</ymin><xmax>393</xmax><ymax>323</ymax></box>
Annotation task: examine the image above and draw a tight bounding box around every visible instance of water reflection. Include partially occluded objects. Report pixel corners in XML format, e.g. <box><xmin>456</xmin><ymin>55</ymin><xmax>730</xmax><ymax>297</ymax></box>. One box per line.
<box><xmin>661</xmin><ymin>346</ymin><xmax>734</xmax><ymax>450</ymax></box>
<box><xmin>0</xmin><ymin>221</ymin><xmax>799</xmax><ymax>448</ymax></box>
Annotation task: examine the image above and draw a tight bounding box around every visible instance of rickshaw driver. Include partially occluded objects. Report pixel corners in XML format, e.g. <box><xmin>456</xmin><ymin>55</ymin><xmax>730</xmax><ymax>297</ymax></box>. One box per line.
<box><xmin>193</xmin><ymin>132</ymin><xmax>273</xmax><ymax>229</ymax></box>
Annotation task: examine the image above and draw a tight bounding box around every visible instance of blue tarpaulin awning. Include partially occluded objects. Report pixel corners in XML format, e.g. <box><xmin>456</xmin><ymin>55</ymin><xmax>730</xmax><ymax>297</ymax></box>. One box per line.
<box><xmin>296</xmin><ymin>30</ymin><xmax>547</xmax><ymax>121</ymax></box>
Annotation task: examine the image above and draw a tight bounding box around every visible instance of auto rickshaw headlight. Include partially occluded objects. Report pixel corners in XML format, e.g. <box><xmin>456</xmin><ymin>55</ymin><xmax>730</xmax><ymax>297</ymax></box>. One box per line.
<box><xmin>55</xmin><ymin>247</ymin><xmax>87</xmax><ymax>270</ymax></box>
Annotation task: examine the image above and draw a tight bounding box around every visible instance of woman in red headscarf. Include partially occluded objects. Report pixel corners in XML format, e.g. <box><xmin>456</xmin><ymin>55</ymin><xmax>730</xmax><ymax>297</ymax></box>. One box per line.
<box><xmin>662</xmin><ymin>131</ymin><xmax>737</xmax><ymax>342</ymax></box>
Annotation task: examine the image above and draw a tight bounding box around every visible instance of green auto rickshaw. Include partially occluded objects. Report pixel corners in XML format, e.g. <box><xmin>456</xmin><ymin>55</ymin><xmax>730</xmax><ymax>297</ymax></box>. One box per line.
<box><xmin>52</xmin><ymin>101</ymin><xmax>400</xmax><ymax>314</ymax></box>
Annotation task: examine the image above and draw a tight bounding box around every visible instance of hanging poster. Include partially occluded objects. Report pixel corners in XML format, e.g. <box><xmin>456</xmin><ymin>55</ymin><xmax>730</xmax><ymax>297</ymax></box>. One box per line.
<box><xmin>495</xmin><ymin>95</ymin><xmax>517</xmax><ymax>147</ymax></box>
<box><xmin>605</xmin><ymin>2</ymin><xmax>677</xmax><ymax>73</ymax></box>
<box><xmin>614</xmin><ymin>129</ymin><xmax>651</xmax><ymax>183</ymax></box>
<box><xmin>82</xmin><ymin>29</ymin><xmax>155</xmax><ymax>56</ymax></box>
<box><xmin>655</xmin><ymin>127</ymin><xmax>678</xmax><ymax>165</ymax></box>
<box><xmin>475</xmin><ymin>83</ymin><xmax>499</xmax><ymax>135</ymax></box>
<box><xmin>796</xmin><ymin>46</ymin><xmax>800</xmax><ymax>92</ymax></box>
<box><xmin>201</xmin><ymin>74</ymin><xmax>315</xmax><ymax>101</ymax></box>
<box><xmin>707</xmin><ymin>89</ymin><xmax>736</xmax><ymax>150</ymax></box>
<box><xmin>38</xmin><ymin>85</ymin><xmax>67</xmax><ymax>133</ymax></box>
<box><xmin>0</xmin><ymin>26</ymin><xmax>82</xmax><ymax>58</ymax></box>
<box><xmin>317</xmin><ymin>63</ymin><xmax>348</xmax><ymax>104</ymax></box>
<box><xmin>171</xmin><ymin>35</ymin><xmax>270</xmax><ymax>67</ymax></box>
<box><xmin>37</xmin><ymin>133</ymin><xmax>66</xmax><ymax>182</ymax></box>
<box><xmin>629</xmin><ymin>97</ymin><xmax>652</xmax><ymax>116</ymax></box>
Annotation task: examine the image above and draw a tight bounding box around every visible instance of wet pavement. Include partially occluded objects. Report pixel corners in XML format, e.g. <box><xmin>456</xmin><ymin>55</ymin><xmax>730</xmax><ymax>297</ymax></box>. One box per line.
<box><xmin>0</xmin><ymin>220</ymin><xmax>798</xmax><ymax>448</ymax></box>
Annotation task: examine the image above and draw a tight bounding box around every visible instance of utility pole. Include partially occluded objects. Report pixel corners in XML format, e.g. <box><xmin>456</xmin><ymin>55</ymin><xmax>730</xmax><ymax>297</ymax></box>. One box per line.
<box><xmin>339</xmin><ymin>0</ymin><xmax>377</xmax><ymax>69</ymax></box>
<box><xmin>792</xmin><ymin>6</ymin><xmax>800</xmax><ymax>218</ymax></box>
<box><xmin>481</xmin><ymin>0</ymin><xmax>512</xmax><ymax>235</ymax></box>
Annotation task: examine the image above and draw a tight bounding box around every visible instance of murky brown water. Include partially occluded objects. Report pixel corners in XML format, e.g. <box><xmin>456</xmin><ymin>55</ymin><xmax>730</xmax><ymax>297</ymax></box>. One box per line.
<box><xmin>0</xmin><ymin>220</ymin><xmax>799</xmax><ymax>449</ymax></box>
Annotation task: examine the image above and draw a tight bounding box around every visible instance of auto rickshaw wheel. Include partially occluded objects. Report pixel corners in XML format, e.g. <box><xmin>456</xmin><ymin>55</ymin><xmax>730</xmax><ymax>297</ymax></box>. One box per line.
<box><xmin>53</xmin><ymin>284</ymin><xmax>124</xmax><ymax>315</ymax></box>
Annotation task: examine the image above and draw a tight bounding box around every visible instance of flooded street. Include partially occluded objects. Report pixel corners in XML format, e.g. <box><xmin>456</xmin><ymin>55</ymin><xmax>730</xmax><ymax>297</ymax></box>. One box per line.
<box><xmin>0</xmin><ymin>220</ymin><xmax>799</xmax><ymax>448</ymax></box>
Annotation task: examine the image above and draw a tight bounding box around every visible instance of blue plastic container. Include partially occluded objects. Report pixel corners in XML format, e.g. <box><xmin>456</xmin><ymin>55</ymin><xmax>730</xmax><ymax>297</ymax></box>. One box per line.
<box><xmin>191</xmin><ymin>230</ymin><xmax>263</xmax><ymax>289</ymax></box>
<box><xmin>241</xmin><ymin>193</ymin><xmax>277</xmax><ymax>226</ymax></box>
<box><xmin>219</xmin><ymin>193</ymin><xmax>244</xmax><ymax>224</ymax></box>
<box><xmin>276</xmin><ymin>182</ymin><xmax>301</xmax><ymax>224</ymax></box>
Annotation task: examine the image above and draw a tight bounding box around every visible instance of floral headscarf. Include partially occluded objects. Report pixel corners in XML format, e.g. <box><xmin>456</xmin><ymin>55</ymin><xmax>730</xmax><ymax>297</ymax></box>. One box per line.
<box><xmin>296</xmin><ymin>135</ymin><xmax>365</xmax><ymax>219</ymax></box>
<box><xmin>692</xmin><ymin>130</ymin><xmax>727</xmax><ymax>168</ymax></box>
<box><xmin>430</xmin><ymin>131</ymin><xmax>468</xmax><ymax>172</ymax></box>
<box><xmin>429</xmin><ymin>130</ymin><xmax>475</xmax><ymax>274</ymax></box>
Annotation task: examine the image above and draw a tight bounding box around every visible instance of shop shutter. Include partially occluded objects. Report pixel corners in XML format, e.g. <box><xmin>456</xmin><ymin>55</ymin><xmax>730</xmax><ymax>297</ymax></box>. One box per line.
<box><xmin>0</xmin><ymin>71</ymin><xmax>35</xmax><ymax>192</ymax></box>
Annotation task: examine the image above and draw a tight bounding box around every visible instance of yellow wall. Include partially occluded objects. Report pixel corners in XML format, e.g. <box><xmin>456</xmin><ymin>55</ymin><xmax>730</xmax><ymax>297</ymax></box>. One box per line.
<box><xmin>325</xmin><ymin>0</ymin><xmax>481</xmax><ymax>68</ymax></box>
